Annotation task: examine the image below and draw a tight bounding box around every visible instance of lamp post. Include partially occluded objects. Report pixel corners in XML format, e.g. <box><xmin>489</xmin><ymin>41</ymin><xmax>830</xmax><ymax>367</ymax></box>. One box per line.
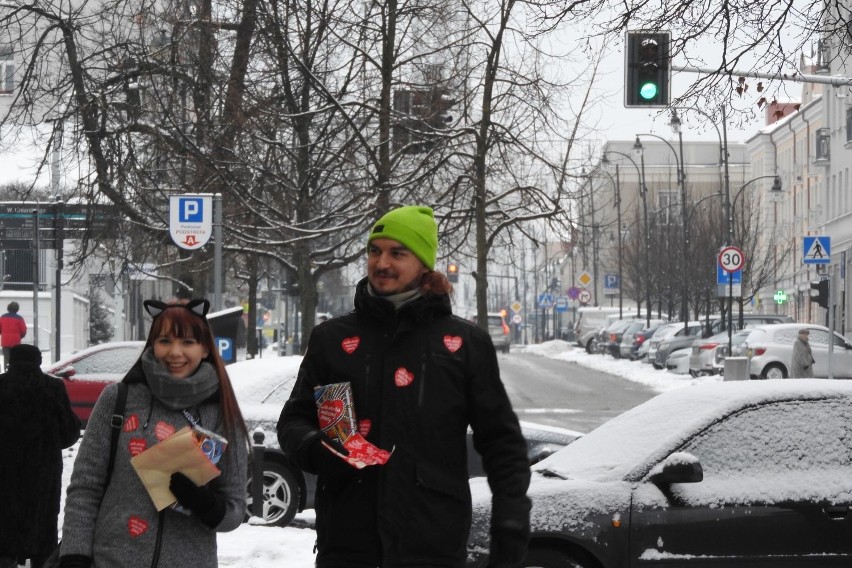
<box><xmin>669</xmin><ymin>106</ymin><xmax>731</xmax><ymax>238</ymax></box>
<box><xmin>730</xmin><ymin>175</ymin><xmax>783</xmax><ymax>330</ymax></box>
<box><xmin>634</xmin><ymin>134</ymin><xmax>688</xmax><ymax>330</ymax></box>
<box><xmin>603</xmin><ymin>151</ymin><xmax>651</xmax><ymax>326</ymax></box>
<box><xmin>597</xmin><ymin>163</ymin><xmax>623</xmax><ymax>318</ymax></box>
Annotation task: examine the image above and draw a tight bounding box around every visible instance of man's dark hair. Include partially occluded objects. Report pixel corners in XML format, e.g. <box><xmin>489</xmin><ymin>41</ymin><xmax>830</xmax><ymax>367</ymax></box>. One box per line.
<box><xmin>7</xmin><ymin>301</ymin><xmax>18</xmax><ymax>313</ymax></box>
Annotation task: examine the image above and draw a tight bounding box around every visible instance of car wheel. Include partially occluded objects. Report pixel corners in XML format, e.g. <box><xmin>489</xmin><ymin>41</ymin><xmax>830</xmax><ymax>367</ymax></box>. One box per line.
<box><xmin>585</xmin><ymin>340</ymin><xmax>595</xmax><ymax>354</ymax></box>
<box><xmin>523</xmin><ymin>545</ymin><xmax>594</xmax><ymax>568</ymax></box>
<box><xmin>761</xmin><ymin>363</ymin><xmax>787</xmax><ymax>380</ymax></box>
<box><xmin>246</xmin><ymin>460</ymin><xmax>301</xmax><ymax>527</ymax></box>
<box><xmin>503</xmin><ymin>344</ymin><xmax>510</xmax><ymax>354</ymax></box>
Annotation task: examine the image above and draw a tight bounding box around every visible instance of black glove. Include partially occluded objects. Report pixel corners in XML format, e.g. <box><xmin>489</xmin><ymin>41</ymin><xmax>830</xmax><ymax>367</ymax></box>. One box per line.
<box><xmin>169</xmin><ymin>472</ymin><xmax>226</xmax><ymax>528</ymax></box>
<box><xmin>60</xmin><ymin>555</ymin><xmax>92</xmax><ymax>568</ymax></box>
<box><xmin>487</xmin><ymin>527</ymin><xmax>528</xmax><ymax>568</ymax></box>
<box><xmin>306</xmin><ymin>434</ymin><xmax>352</xmax><ymax>476</ymax></box>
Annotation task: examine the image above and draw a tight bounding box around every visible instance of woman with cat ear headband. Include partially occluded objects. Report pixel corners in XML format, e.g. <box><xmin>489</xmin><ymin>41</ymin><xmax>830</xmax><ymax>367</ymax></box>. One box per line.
<box><xmin>60</xmin><ymin>299</ymin><xmax>249</xmax><ymax>568</ymax></box>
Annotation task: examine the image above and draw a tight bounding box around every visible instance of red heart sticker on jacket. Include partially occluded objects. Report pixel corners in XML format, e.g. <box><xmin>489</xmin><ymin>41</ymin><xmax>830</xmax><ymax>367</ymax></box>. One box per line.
<box><xmin>155</xmin><ymin>421</ymin><xmax>175</xmax><ymax>441</ymax></box>
<box><xmin>128</xmin><ymin>438</ymin><xmax>148</xmax><ymax>456</ymax></box>
<box><xmin>127</xmin><ymin>516</ymin><xmax>148</xmax><ymax>537</ymax></box>
<box><xmin>318</xmin><ymin>400</ymin><xmax>344</xmax><ymax>429</ymax></box>
<box><xmin>341</xmin><ymin>337</ymin><xmax>360</xmax><ymax>354</ymax></box>
<box><xmin>359</xmin><ymin>419</ymin><xmax>372</xmax><ymax>437</ymax></box>
<box><xmin>443</xmin><ymin>335</ymin><xmax>463</xmax><ymax>352</ymax></box>
<box><xmin>394</xmin><ymin>367</ymin><xmax>414</xmax><ymax>387</ymax></box>
<box><xmin>123</xmin><ymin>414</ymin><xmax>139</xmax><ymax>432</ymax></box>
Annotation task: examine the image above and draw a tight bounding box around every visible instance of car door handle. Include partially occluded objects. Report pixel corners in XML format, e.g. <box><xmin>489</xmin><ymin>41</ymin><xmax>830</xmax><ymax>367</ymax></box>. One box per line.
<box><xmin>823</xmin><ymin>506</ymin><xmax>849</xmax><ymax>520</ymax></box>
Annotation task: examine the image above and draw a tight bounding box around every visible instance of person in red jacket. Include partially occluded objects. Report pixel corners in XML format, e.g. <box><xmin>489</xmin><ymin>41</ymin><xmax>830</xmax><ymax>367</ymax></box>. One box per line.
<box><xmin>0</xmin><ymin>302</ymin><xmax>28</xmax><ymax>371</ymax></box>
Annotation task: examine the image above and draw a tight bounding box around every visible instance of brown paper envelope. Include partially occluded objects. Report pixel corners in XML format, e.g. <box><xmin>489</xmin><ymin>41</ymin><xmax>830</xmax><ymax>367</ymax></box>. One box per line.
<box><xmin>130</xmin><ymin>426</ymin><xmax>221</xmax><ymax>510</ymax></box>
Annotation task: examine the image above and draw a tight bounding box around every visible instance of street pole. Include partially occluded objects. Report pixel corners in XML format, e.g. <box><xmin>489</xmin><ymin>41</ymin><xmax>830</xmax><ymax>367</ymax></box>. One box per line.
<box><xmin>722</xmin><ymin>105</ymin><xmax>733</xmax><ymax>339</ymax></box>
<box><xmin>605</xmin><ymin>149</ymin><xmax>650</xmax><ymax>328</ymax></box>
<box><xmin>636</xmin><ymin>133</ymin><xmax>687</xmax><ymax>332</ymax></box>
<box><xmin>615</xmin><ymin>164</ymin><xmax>623</xmax><ymax>319</ymax></box>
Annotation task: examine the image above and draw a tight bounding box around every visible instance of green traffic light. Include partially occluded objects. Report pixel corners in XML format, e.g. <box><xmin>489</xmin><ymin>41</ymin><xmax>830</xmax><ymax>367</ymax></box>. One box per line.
<box><xmin>640</xmin><ymin>82</ymin><xmax>658</xmax><ymax>100</ymax></box>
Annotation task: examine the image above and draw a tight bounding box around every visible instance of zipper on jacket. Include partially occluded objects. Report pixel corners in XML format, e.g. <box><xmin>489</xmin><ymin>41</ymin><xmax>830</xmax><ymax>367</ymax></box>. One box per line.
<box><xmin>418</xmin><ymin>351</ymin><xmax>427</xmax><ymax>408</ymax></box>
<box><xmin>149</xmin><ymin>510</ymin><xmax>165</xmax><ymax>568</ymax></box>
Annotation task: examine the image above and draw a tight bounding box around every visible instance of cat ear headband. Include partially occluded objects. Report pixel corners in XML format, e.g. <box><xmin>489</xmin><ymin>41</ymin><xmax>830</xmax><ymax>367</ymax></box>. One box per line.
<box><xmin>143</xmin><ymin>299</ymin><xmax>210</xmax><ymax>319</ymax></box>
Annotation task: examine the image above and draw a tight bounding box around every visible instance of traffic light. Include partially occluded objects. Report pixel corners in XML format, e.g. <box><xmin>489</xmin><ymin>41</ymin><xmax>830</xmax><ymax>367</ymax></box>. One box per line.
<box><xmin>625</xmin><ymin>31</ymin><xmax>671</xmax><ymax>108</ymax></box>
<box><xmin>447</xmin><ymin>263</ymin><xmax>459</xmax><ymax>283</ymax></box>
<box><xmin>809</xmin><ymin>279</ymin><xmax>829</xmax><ymax>309</ymax></box>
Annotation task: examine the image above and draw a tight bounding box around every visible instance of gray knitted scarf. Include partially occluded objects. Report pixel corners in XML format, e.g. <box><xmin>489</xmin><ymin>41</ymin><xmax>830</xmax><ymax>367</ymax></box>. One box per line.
<box><xmin>141</xmin><ymin>348</ymin><xmax>219</xmax><ymax>410</ymax></box>
<box><xmin>367</xmin><ymin>283</ymin><xmax>422</xmax><ymax>310</ymax></box>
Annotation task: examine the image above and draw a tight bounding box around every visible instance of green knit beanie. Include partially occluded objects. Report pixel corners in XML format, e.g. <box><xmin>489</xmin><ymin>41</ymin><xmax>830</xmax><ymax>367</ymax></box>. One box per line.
<box><xmin>368</xmin><ymin>206</ymin><xmax>438</xmax><ymax>270</ymax></box>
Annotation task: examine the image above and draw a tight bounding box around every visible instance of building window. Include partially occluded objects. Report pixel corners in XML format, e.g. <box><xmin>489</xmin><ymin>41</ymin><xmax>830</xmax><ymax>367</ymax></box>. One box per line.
<box><xmin>657</xmin><ymin>190</ymin><xmax>681</xmax><ymax>225</ymax></box>
<box><xmin>815</xmin><ymin>127</ymin><xmax>830</xmax><ymax>162</ymax></box>
<box><xmin>0</xmin><ymin>45</ymin><xmax>13</xmax><ymax>94</ymax></box>
<box><xmin>846</xmin><ymin>108</ymin><xmax>852</xmax><ymax>144</ymax></box>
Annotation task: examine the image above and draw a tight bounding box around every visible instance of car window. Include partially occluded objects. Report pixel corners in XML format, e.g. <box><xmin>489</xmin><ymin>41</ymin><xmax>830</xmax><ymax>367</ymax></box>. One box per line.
<box><xmin>809</xmin><ymin>329</ymin><xmax>830</xmax><ymax>347</ymax></box>
<box><xmin>71</xmin><ymin>347</ymin><xmax>141</xmax><ymax>375</ymax></box>
<box><xmin>487</xmin><ymin>316</ymin><xmax>502</xmax><ymax>327</ymax></box>
<box><xmin>769</xmin><ymin>328</ymin><xmax>797</xmax><ymax>345</ymax></box>
<box><xmin>680</xmin><ymin>399</ymin><xmax>852</xmax><ymax>476</ymax></box>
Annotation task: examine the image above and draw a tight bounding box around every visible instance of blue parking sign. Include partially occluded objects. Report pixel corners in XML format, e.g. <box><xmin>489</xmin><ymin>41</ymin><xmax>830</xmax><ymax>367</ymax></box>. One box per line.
<box><xmin>179</xmin><ymin>197</ymin><xmax>205</xmax><ymax>222</ymax></box>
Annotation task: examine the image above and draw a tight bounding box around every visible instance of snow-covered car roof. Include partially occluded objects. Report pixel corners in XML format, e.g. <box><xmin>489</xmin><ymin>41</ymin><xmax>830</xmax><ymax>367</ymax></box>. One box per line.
<box><xmin>533</xmin><ymin>379</ymin><xmax>852</xmax><ymax>483</ymax></box>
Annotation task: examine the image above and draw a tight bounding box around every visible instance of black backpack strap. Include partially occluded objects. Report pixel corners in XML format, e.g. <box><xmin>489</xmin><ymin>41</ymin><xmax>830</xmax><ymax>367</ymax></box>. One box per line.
<box><xmin>105</xmin><ymin>382</ymin><xmax>128</xmax><ymax>484</ymax></box>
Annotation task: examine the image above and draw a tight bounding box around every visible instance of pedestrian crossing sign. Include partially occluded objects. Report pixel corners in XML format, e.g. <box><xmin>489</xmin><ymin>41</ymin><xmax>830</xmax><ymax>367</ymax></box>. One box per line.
<box><xmin>803</xmin><ymin>236</ymin><xmax>830</xmax><ymax>265</ymax></box>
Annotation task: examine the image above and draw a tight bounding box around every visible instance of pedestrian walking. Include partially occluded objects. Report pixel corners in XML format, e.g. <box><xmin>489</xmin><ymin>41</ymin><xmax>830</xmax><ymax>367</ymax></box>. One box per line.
<box><xmin>278</xmin><ymin>205</ymin><xmax>531</xmax><ymax>568</ymax></box>
<box><xmin>0</xmin><ymin>302</ymin><xmax>28</xmax><ymax>372</ymax></box>
<box><xmin>0</xmin><ymin>344</ymin><xmax>81</xmax><ymax>568</ymax></box>
<box><xmin>59</xmin><ymin>299</ymin><xmax>249</xmax><ymax>568</ymax></box>
<box><xmin>791</xmin><ymin>328</ymin><xmax>815</xmax><ymax>378</ymax></box>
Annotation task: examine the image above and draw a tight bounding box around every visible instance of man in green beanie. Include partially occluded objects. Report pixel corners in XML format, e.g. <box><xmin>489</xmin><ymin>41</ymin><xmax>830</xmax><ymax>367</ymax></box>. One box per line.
<box><xmin>278</xmin><ymin>205</ymin><xmax>531</xmax><ymax>567</ymax></box>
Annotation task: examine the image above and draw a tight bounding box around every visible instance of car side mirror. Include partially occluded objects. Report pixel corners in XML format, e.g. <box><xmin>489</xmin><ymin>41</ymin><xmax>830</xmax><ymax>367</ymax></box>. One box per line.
<box><xmin>55</xmin><ymin>366</ymin><xmax>76</xmax><ymax>379</ymax></box>
<box><xmin>649</xmin><ymin>452</ymin><xmax>703</xmax><ymax>485</ymax></box>
<box><xmin>530</xmin><ymin>447</ymin><xmax>554</xmax><ymax>465</ymax></box>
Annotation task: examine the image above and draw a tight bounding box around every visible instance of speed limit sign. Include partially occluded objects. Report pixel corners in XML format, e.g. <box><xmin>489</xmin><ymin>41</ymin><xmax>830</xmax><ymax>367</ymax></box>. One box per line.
<box><xmin>718</xmin><ymin>246</ymin><xmax>745</xmax><ymax>272</ymax></box>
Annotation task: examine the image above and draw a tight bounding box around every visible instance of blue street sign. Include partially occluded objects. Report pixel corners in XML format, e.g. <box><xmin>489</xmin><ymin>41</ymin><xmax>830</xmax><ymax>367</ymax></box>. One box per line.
<box><xmin>555</xmin><ymin>296</ymin><xmax>569</xmax><ymax>312</ymax></box>
<box><xmin>604</xmin><ymin>274</ymin><xmax>620</xmax><ymax>289</ymax></box>
<box><xmin>803</xmin><ymin>236</ymin><xmax>830</xmax><ymax>264</ymax></box>
<box><xmin>717</xmin><ymin>265</ymin><xmax>742</xmax><ymax>285</ymax></box>
<box><xmin>537</xmin><ymin>293</ymin><xmax>554</xmax><ymax>309</ymax></box>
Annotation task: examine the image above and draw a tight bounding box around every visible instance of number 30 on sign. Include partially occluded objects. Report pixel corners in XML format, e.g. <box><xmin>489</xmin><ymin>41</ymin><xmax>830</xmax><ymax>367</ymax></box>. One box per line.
<box><xmin>718</xmin><ymin>246</ymin><xmax>745</xmax><ymax>272</ymax></box>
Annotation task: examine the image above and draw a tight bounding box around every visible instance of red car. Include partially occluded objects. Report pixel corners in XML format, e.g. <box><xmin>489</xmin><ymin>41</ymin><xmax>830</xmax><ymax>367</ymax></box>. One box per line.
<box><xmin>44</xmin><ymin>341</ymin><xmax>145</xmax><ymax>425</ymax></box>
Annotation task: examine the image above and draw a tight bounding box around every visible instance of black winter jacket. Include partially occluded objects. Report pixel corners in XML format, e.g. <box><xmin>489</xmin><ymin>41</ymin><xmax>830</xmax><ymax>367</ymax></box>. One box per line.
<box><xmin>278</xmin><ymin>278</ymin><xmax>530</xmax><ymax>567</ymax></box>
<box><xmin>0</xmin><ymin>362</ymin><xmax>81</xmax><ymax>561</ymax></box>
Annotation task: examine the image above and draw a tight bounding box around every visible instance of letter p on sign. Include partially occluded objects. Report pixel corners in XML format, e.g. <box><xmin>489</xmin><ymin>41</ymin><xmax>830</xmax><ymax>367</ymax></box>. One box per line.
<box><xmin>180</xmin><ymin>197</ymin><xmax>204</xmax><ymax>222</ymax></box>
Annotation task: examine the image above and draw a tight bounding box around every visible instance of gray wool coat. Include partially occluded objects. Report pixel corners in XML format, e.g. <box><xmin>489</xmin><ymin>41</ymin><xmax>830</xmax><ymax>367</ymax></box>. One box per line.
<box><xmin>61</xmin><ymin>380</ymin><xmax>248</xmax><ymax>567</ymax></box>
<box><xmin>791</xmin><ymin>336</ymin><xmax>815</xmax><ymax>378</ymax></box>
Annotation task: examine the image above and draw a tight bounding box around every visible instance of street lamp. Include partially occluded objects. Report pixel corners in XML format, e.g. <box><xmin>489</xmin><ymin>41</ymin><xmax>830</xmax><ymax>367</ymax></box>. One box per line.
<box><xmin>634</xmin><ymin>133</ymin><xmax>688</xmax><ymax>332</ymax></box>
<box><xmin>669</xmin><ymin>105</ymin><xmax>733</xmax><ymax>246</ymax></box>
<box><xmin>597</xmin><ymin>162</ymin><xmax>623</xmax><ymax>318</ymax></box>
<box><xmin>602</xmin><ymin>151</ymin><xmax>651</xmax><ymax>327</ymax></box>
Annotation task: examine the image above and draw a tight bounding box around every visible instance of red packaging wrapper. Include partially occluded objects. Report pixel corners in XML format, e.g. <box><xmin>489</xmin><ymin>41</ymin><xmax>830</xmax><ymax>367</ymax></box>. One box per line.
<box><xmin>314</xmin><ymin>382</ymin><xmax>392</xmax><ymax>468</ymax></box>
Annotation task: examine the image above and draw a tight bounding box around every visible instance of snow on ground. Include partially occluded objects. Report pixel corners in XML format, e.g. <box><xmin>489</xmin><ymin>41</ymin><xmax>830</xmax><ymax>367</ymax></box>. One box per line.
<box><xmin>59</xmin><ymin>340</ymin><xmax>703</xmax><ymax>567</ymax></box>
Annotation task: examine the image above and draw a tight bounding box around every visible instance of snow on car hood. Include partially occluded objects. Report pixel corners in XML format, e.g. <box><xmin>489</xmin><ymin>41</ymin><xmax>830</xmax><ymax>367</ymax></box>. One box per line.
<box><xmin>531</xmin><ymin>379</ymin><xmax>852</xmax><ymax>482</ymax></box>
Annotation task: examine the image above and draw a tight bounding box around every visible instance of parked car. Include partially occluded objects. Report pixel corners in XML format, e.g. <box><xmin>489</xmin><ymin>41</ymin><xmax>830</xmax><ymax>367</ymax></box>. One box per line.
<box><xmin>688</xmin><ymin>330</ymin><xmax>731</xmax><ymax>377</ymax></box>
<box><xmin>574</xmin><ymin>307</ymin><xmax>622</xmax><ymax>351</ymax></box>
<box><xmin>664</xmin><ymin>347</ymin><xmax>692</xmax><ymax>374</ymax></box>
<box><xmin>229</xmin><ymin>357</ymin><xmax>581</xmax><ymax>528</ymax></box>
<box><xmin>466</xmin><ymin>379</ymin><xmax>852</xmax><ymax>567</ymax></box>
<box><xmin>653</xmin><ymin>321</ymin><xmax>717</xmax><ymax>369</ymax></box>
<box><xmin>602</xmin><ymin>319</ymin><xmax>640</xmax><ymax>358</ymax></box>
<box><xmin>713</xmin><ymin>329</ymin><xmax>754</xmax><ymax>375</ymax></box>
<box><xmin>640</xmin><ymin>322</ymin><xmax>683</xmax><ymax>363</ymax></box>
<box><xmin>473</xmin><ymin>312</ymin><xmax>511</xmax><ymax>353</ymax></box>
<box><xmin>619</xmin><ymin>320</ymin><xmax>668</xmax><ymax>360</ymax></box>
<box><xmin>46</xmin><ymin>341</ymin><xmax>146</xmax><ymax>425</ymax></box>
<box><xmin>744</xmin><ymin>323</ymin><xmax>852</xmax><ymax>379</ymax></box>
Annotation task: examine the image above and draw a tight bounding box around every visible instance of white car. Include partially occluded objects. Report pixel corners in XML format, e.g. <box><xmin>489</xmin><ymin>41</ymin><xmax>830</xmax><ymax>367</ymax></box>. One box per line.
<box><xmin>744</xmin><ymin>323</ymin><xmax>852</xmax><ymax>379</ymax></box>
<box><xmin>665</xmin><ymin>347</ymin><xmax>692</xmax><ymax>374</ymax></box>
